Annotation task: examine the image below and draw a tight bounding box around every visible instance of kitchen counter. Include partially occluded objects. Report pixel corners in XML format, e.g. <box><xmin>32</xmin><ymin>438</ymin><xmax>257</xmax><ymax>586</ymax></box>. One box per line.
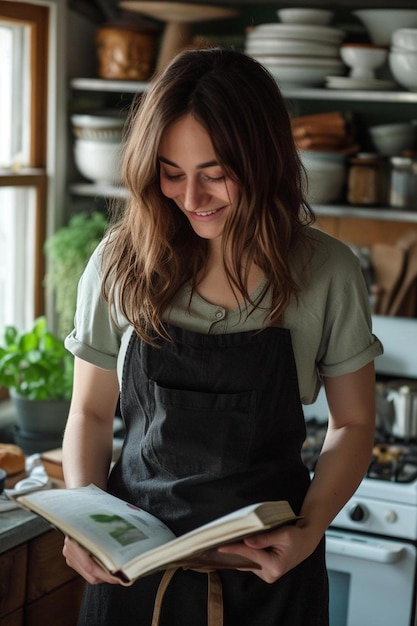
<box><xmin>0</xmin><ymin>506</ymin><xmax>50</xmax><ymax>554</ymax></box>
<box><xmin>0</xmin><ymin>439</ymin><xmax>124</xmax><ymax>558</ymax></box>
<box><xmin>0</xmin><ymin>467</ymin><xmax>84</xmax><ymax>625</ymax></box>
<box><xmin>0</xmin><ymin>454</ymin><xmax>66</xmax><ymax>555</ymax></box>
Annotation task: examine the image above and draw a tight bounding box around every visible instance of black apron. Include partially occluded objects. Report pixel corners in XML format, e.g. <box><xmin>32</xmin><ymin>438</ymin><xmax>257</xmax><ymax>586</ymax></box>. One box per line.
<box><xmin>77</xmin><ymin>325</ymin><xmax>328</xmax><ymax>625</ymax></box>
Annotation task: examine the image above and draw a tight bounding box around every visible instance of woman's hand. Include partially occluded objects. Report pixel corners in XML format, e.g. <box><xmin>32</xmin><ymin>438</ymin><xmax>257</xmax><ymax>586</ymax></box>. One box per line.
<box><xmin>63</xmin><ymin>536</ymin><xmax>122</xmax><ymax>585</ymax></box>
<box><xmin>217</xmin><ymin>523</ymin><xmax>320</xmax><ymax>584</ymax></box>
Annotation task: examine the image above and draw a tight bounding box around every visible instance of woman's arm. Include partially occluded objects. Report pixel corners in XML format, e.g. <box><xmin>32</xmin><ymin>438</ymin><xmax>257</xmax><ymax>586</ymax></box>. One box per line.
<box><xmin>298</xmin><ymin>360</ymin><xmax>376</xmax><ymax>538</ymax></box>
<box><xmin>62</xmin><ymin>357</ymin><xmax>120</xmax><ymax>489</ymax></box>
<box><xmin>62</xmin><ymin>357</ymin><xmax>122</xmax><ymax>584</ymax></box>
<box><xmin>218</xmin><ymin>361</ymin><xmax>376</xmax><ymax>582</ymax></box>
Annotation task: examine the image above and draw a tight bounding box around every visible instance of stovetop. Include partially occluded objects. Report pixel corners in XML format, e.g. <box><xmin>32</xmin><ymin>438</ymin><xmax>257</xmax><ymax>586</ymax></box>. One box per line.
<box><xmin>303</xmin><ymin>419</ymin><xmax>417</xmax><ymax>503</ymax></box>
<box><xmin>303</xmin><ymin>419</ymin><xmax>417</xmax><ymax>485</ymax></box>
<box><xmin>302</xmin><ymin>419</ymin><xmax>417</xmax><ymax>539</ymax></box>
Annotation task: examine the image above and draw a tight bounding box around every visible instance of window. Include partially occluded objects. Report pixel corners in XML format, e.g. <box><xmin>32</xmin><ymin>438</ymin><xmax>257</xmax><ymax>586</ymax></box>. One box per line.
<box><xmin>0</xmin><ymin>1</ymin><xmax>49</xmax><ymax>331</ymax></box>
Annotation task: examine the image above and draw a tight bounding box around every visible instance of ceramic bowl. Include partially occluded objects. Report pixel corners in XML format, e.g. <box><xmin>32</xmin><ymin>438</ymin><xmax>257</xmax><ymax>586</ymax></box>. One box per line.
<box><xmin>71</xmin><ymin>112</ymin><xmax>126</xmax><ymax>142</ymax></box>
<box><xmin>340</xmin><ymin>44</ymin><xmax>388</xmax><ymax>78</ymax></box>
<box><xmin>277</xmin><ymin>8</ymin><xmax>333</xmax><ymax>26</ymax></box>
<box><xmin>245</xmin><ymin>38</ymin><xmax>339</xmax><ymax>58</ymax></box>
<box><xmin>369</xmin><ymin>122</ymin><xmax>417</xmax><ymax>156</ymax></box>
<box><xmin>249</xmin><ymin>23</ymin><xmax>345</xmax><ymax>46</ymax></box>
<box><xmin>389</xmin><ymin>49</ymin><xmax>417</xmax><ymax>91</ymax></box>
<box><xmin>391</xmin><ymin>28</ymin><xmax>417</xmax><ymax>52</ymax></box>
<box><xmin>74</xmin><ymin>138</ymin><xmax>123</xmax><ymax>185</ymax></box>
<box><xmin>299</xmin><ymin>151</ymin><xmax>346</xmax><ymax>204</ymax></box>
<box><xmin>255</xmin><ymin>56</ymin><xmax>345</xmax><ymax>87</ymax></box>
<box><xmin>353</xmin><ymin>10</ymin><xmax>417</xmax><ymax>46</ymax></box>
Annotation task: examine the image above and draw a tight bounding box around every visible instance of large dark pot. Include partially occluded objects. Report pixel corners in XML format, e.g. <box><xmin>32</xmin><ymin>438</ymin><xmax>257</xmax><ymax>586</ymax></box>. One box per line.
<box><xmin>11</xmin><ymin>393</ymin><xmax>70</xmax><ymax>454</ymax></box>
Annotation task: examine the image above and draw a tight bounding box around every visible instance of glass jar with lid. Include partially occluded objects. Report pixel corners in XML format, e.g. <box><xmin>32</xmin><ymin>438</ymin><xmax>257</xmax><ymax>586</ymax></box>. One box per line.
<box><xmin>347</xmin><ymin>153</ymin><xmax>387</xmax><ymax>206</ymax></box>
<box><xmin>389</xmin><ymin>156</ymin><xmax>417</xmax><ymax>210</ymax></box>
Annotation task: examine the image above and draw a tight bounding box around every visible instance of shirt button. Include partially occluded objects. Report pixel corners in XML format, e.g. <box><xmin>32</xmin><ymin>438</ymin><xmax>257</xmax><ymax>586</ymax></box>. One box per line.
<box><xmin>215</xmin><ymin>309</ymin><xmax>224</xmax><ymax>320</ymax></box>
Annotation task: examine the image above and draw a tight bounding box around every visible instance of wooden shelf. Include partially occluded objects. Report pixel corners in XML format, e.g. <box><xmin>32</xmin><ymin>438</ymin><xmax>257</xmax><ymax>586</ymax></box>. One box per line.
<box><xmin>70</xmin><ymin>77</ymin><xmax>148</xmax><ymax>93</ymax></box>
<box><xmin>69</xmin><ymin>182</ymin><xmax>128</xmax><ymax>199</ymax></box>
<box><xmin>314</xmin><ymin>205</ymin><xmax>417</xmax><ymax>222</ymax></box>
<box><xmin>70</xmin><ymin>78</ymin><xmax>417</xmax><ymax>104</ymax></box>
<box><xmin>283</xmin><ymin>87</ymin><xmax>417</xmax><ymax>104</ymax></box>
<box><xmin>69</xmin><ymin>78</ymin><xmax>417</xmax><ymax>221</ymax></box>
<box><xmin>68</xmin><ymin>183</ymin><xmax>417</xmax><ymax>221</ymax></box>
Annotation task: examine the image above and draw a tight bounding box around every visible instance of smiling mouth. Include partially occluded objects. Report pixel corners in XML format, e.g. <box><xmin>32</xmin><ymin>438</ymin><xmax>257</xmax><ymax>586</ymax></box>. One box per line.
<box><xmin>196</xmin><ymin>209</ymin><xmax>218</xmax><ymax>216</ymax></box>
<box><xmin>194</xmin><ymin>206</ymin><xmax>225</xmax><ymax>217</ymax></box>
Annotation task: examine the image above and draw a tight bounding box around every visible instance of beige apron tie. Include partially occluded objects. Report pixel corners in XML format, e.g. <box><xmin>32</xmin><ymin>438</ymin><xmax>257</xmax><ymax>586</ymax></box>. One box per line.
<box><xmin>151</xmin><ymin>567</ymin><xmax>223</xmax><ymax>626</ymax></box>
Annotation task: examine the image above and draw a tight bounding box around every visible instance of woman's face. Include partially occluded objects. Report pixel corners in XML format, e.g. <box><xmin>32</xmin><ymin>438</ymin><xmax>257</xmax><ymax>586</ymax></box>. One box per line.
<box><xmin>158</xmin><ymin>114</ymin><xmax>239</xmax><ymax>242</ymax></box>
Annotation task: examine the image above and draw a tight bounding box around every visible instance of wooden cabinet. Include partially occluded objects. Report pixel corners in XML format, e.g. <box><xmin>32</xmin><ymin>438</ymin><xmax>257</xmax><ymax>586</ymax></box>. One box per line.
<box><xmin>0</xmin><ymin>530</ymin><xmax>84</xmax><ymax>626</ymax></box>
<box><xmin>26</xmin><ymin>577</ymin><xmax>84</xmax><ymax>626</ymax></box>
<box><xmin>315</xmin><ymin>214</ymin><xmax>417</xmax><ymax>248</ymax></box>
<box><xmin>0</xmin><ymin>543</ymin><xmax>27</xmax><ymax>626</ymax></box>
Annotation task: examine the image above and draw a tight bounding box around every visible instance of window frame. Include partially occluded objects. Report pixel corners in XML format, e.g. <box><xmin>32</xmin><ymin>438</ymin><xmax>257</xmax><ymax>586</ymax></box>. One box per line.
<box><xmin>0</xmin><ymin>0</ymin><xmax>49</xmax><ymax>319</ymax></box>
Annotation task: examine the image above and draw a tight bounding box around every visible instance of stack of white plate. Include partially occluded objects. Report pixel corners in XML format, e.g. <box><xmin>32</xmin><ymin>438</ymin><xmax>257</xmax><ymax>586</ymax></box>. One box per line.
<box><xmin>245</xmin><ymin>23</ymin><xmax>346</xmax><ymax>87</ymax></box>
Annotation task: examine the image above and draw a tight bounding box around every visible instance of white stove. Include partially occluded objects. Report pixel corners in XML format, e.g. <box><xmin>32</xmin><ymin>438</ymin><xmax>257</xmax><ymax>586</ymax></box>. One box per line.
<box><xmin>304</xmin><ymin>315</ymin><xmax>417</xmax><ymax>626</ymax></box>
<box><xmin>333</xmin><ymin>474</ymin><xmax>417</xmax><ymax>539</ymax></box>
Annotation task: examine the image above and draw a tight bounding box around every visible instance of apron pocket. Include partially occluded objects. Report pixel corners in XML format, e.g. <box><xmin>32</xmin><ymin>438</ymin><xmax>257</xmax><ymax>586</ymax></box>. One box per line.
<box><xmin>142</xmin><ymin>381</ymin><xmax>257</xmax><ymax>478</ymax></box>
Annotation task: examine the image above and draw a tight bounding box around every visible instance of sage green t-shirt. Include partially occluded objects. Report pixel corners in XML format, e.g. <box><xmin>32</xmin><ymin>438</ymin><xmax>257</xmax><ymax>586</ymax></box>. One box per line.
<box><xmin>65</xmin><ymin>227</ymin><xmax>383</xmax><ymax>405</ymax></box>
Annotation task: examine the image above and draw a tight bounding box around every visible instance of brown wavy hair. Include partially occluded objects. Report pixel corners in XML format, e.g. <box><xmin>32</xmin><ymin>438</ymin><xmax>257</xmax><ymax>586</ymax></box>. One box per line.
<box><xmin>102</xmin><ymin>47</ymin><xmax>314</xmax><ymax>343</ymax></box>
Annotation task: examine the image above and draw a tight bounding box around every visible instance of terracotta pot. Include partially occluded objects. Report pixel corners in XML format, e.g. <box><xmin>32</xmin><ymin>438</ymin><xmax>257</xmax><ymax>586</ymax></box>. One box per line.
<box><xmin>95</xmin><ymin>24</ymin><xmax>158</xmax><ymax>81</ymax></box>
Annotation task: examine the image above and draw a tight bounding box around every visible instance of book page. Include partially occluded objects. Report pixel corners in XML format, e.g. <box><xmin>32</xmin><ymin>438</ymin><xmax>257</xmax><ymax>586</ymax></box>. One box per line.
<box><xmin>17</xmin><ymin>487</ymin><xmax>298</xmax><ymax>582</ymax></box>
<box><xmin>18</xmin><ymin>485</ymin><xmax>175</xmax><ymax>571</ymax></box>
<box><xmin>121</xmin><ymin>500</ymin><xmax>297</xmax><ymax>579</ymax></box>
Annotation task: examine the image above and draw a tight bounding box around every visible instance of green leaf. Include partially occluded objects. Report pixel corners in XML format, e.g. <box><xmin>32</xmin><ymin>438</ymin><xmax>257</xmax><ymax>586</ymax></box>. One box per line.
<box><xmin>44</xmin><ymin>211</ymin><xmax>107</xmax><ymax>338</ymax></box>
<box><xmin>0</xmin><ymin>318</ymin><xmax>74</xmax><ymax>401</ymax></box>
<box><xmin>3</xmin><ymin>326</ymin><xmax>18</xmax><ymax>347</ymax></box>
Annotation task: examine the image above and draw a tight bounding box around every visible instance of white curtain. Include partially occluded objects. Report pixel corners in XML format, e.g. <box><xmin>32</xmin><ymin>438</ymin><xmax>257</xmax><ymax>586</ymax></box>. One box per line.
<box><xmin>0</xmin><ymin>21</ymin><xmax>34</xmax><ymax>331</ymax></box>
<box><xmin>0</xmin><ymin>187</ymin><xmax>35</xmax><ymax>330</ymax></box>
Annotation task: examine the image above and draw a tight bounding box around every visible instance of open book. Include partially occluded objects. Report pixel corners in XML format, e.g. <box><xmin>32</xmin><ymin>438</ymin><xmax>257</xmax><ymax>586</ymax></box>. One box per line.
<box><xmin>14</xmin><ymin>484</ymin><xmax>301</xmax><ymax>585</ymax></box>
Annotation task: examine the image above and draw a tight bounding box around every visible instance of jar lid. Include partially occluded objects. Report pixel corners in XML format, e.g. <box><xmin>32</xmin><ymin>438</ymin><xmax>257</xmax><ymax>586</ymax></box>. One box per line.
<box><xmin>349</xmin><ymin>152</ymin><xmax>385</xmax><ymax>164</ymax></box>
<box><xmin>390</xmin><ymin>156</ymin><xmax>414</xmax><ymax>167</ymax></box>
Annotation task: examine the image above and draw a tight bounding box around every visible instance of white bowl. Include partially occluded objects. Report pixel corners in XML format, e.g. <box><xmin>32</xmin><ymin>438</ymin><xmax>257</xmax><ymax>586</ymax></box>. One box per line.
<box><xmin>249</xmin><ymin>23</ymin><xmax>345</xmax><ymax>46</ymax></box>
<box><xmin>245</xmin><ymin>38</ymin><xmax>339</xmax><ymax>58</ymax></box>
<box><xmin>340</xmin><ymin>44</ymin><xmax>388</xmax><ymax>79</ymax></box>
<box><xmin>71</xmin><ymin>112</ymin><xmax>127</xmax><ymax>142</ymax></box>
<box><xmin>299</xmin><ymin>152</ymin><xmax>346</xmax><ymax>204</ymax></box>
<box><xmin>254</xmin><ymin>56</ymin><xmax>345</xmax><ymax>87</ymax></box>
<box><xmin>391</xmin><ymin>45</ymin><xmax>417</xmax><ymax>54</ymax></box>
<box><xmin>253</xmin><ymin>55</ymin><xmax>344</xmax><ymax>69</ymax></box>
<box><xmin>391</xmin><ymin>28</ymin><xmax>417</xmax><ymax>52</ymax></box>
<box><xmin>369</xmin><ymin>122</ymin><xmax>417</xmax><ymax>156</ymax></box>
<box><xmin>74</xmin><ymin>139</ymin><xmax>123</xmax><ymax>185</ymax></box>
<box><xmin>277</xmin><ymin>8</ymin><xmax>333</xmax><ymax>26</ymax></box>
<box><xmin>71</xmin><ymin>112</ymin><xmax>126</xmax><ymax>129</ymax></box>
<box><xmin>71</xmin><ymin>126</ymin><xmax>125</xmax><ymax>142</ymax></box>
<box><xmin>389</xmin><ymin>49</ymin><xmax>417</xmax><ymax>91</ymax></box>
<box><xmin>300</xmin><ymin>151</ymin><xmax>346</xmax><ymax>164</ymax></box>
<box><xmin>354</xmin><ymin>10</ymin><xmax>417</xmax><ymax>46</ymax></box>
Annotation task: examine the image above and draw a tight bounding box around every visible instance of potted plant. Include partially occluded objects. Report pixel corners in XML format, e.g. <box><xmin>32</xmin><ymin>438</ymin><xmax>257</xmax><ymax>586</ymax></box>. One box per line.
<box><xmin>44</xmin><ymin>210</ymin><xmax>107</xmax><ymax>339</ymax></box>
<box><xmin>0</xmin><ymin>316</ymin><xmax>74</xmax><ymax>453</ymax></box>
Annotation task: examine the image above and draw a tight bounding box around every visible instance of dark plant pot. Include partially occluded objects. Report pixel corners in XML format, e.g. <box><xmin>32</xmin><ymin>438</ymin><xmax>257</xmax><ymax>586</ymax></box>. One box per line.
<box><xmin>11</xmin><ymin>395</ymin><xmax>70</xmax><ymax>434</ymax></box>
<box><xmin>13</xmin><ymin>427</ymin><xmax>64</xmax><ymax>455</ymax></box>
<box><xmin>11</xmin><ymin>394</ymin><xmax>70</xmax><ymax>454</ymax></box>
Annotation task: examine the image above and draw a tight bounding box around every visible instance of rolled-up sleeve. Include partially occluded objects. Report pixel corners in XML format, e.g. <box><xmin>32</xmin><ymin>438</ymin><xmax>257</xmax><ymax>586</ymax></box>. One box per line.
<box><xmin>64</xmin><ymin>244</ymin><xmax>126</xmax><ymax>371</ymax></box>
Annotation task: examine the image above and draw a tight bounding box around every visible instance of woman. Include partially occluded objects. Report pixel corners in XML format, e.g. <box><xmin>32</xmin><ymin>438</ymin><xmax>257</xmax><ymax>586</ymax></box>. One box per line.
<box><xmin>62</xmin><ymin>48</ymin><xmax>382</xmax><ymax>625</ymax></box>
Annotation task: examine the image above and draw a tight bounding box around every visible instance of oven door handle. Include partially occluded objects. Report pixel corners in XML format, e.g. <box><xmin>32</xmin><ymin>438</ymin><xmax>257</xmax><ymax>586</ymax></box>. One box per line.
<box><xmin>326</xmin><ymin>534</ymin><xmax>405</xmax><ymax>564</ymax></box>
